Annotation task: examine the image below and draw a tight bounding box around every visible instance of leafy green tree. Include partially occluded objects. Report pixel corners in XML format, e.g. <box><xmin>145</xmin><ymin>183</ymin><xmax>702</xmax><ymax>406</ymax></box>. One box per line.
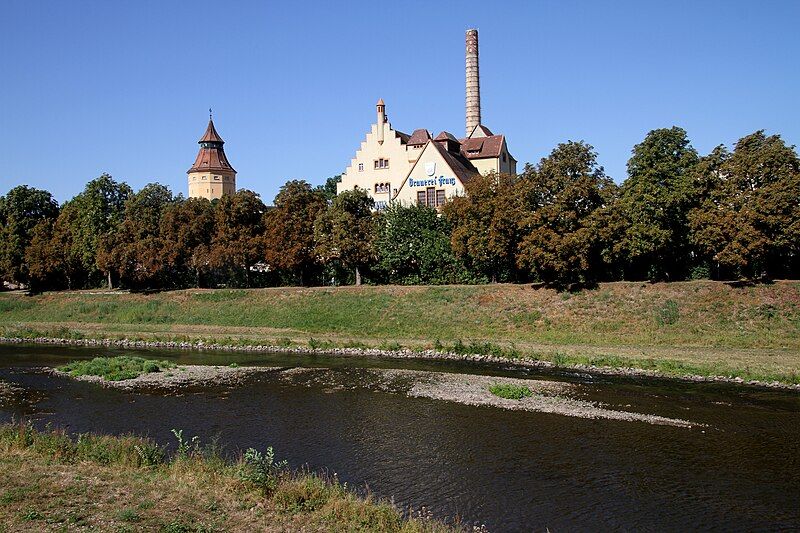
<box><xmin>314</xmin><ymin>189</ymin><xmax>375</xmax><ymax>286</ymax></box>
<box><xmin>443</xmin><ymin>173</ymin><xmax>523</xmax><ymax>283</ymax></box>
<box><xmin>516</xmin><ymin>141</ymin><xmax>617</xmax><ymax>286</ymax></box>
<box><xmin>315</xmin><ymin>175</ymin><xmax>342</xmax><ymax>203</ymax></box>
<box><xmin>59</xmin><ymin>174</ymin><xmax>132</xmax><ymax>287</ymax></box>
<box><xmin>614</xmin><ymin>127</ymin><xmax>699</xmax><ymax>280</ymax></box>
<box><xmin>688</xmin><ymin>131</ymin><xmax>800</xmax><ymax>279</ymax></box>
<box><xmin>376</xmin><ymin>203</ymin><xmax>465</xmax><ymax>285</ymax></box>
<box><xmin>208</xmin><ymin>190</ymin><xmax>266</xmax><ymax>287</ymax></box>
<box><xmin>0</xmin><ymin>185</ymin><xmax>59</xmax><ymax>286</ymax></box>
<box><xmin>263</xmin><ymin>180</ymin><xmax>327</xmax><ymax>285</ymax></box>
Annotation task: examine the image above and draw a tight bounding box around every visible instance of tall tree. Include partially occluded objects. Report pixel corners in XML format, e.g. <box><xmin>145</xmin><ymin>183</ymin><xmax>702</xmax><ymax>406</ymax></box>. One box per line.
<box><xmin>443</xmin><ymin>172</ymin><xmax>523</xmax><ymax>283</ymax></box>
<box><xmin>688</xmin><ymin>131</ymin><xmax>800</xmax><ymax>279</ymax></box>
<box><xmin>96</xmin><ymin>183</ymin><xmax>177</xmax><ymax>290</ymax></box>
<box><xmin>208</xmin><ymin>190</ymin><xmax>266</xmax><ymax>287</ymax></box>
<box><xmin>61</xmin><ymin>174</ymin><xmax>132</xmax><ymax>287</ymax></box>
<box><xmin>263</xmin><ymin>180</ymin><xmax>327</xmax><ymax>285</ymax></box>
<box><xmin>314</xmin><ymin>189</ymin><xmax>375</xmax><ymax>286</ymax></box>
<box><xmin>0</xmin><ymin>185</ymin><xmax>59</xmax><ymax>286</ymax></box>
<box><xmin>516</xmin><ymin>141</ymin><xmax>617</xmax><ymax>286</ymax></box>
<box><xmin>376</xmin><ymin>203</ymin><xmax>464</xmax><ymax>285</ymax></box>
<box><xmin>614</xmin><ymin>127</ymin><xmax>699</xmax><ymax>280</ymax></box>
<box><xmin>159</xmin><ymin>198</ymin><xmax>215</xmax><ymax>288</ymax></box>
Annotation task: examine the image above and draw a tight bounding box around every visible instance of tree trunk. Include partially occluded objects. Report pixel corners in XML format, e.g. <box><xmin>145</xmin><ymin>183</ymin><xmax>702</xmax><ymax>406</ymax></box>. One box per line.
<box><xmin>107</xmin><ymin>270</ymin><xmax>113</xmax><ymax>290</ymax></box>
<box><xmin>354</xmin><ymin>266</ymin><xmax>362</xmax><ymax>286</ymax></box>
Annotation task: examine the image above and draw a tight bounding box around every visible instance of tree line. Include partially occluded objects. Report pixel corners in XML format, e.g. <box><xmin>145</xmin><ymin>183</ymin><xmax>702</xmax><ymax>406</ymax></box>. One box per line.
<box><xmin>1</xmin><ymin>128</ymin><xmax>798</xmax><ymax>292</ymax></box>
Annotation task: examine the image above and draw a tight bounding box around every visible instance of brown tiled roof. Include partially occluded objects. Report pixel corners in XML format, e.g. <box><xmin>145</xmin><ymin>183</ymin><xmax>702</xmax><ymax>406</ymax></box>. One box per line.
<box><xmin>434</xmin><ymin>131</ymin><xmax>459</xmax><ymax>143</ymax></box>
<box><xmin>199</xmin><ymin>119</ymin><xmax>224</xmax><ymax>143</ymax></box>
<box><xmin>407</xmin><ymin>128</ymin><xmax>432</xmax><ymax>145</ymax></box>
<box><xmin>395</xmin><ymin>130</ymin><xmax>410</xmax><ymax>144</ymax></box>
<box><xmin>469</xmin><ymin>124</ymin><xmax>494</xmax><ymax>137</ymax></box>
<box><xmin>188</xmin><ymin>119</ymin><xmax>235</xmax><ymax>173</ymax></box>
<box><xmin>459</xmin><ymin>134</ymin><xmax>506</xmax><ymax>160</ymax></box>
<box><xmin>430</xmin><ymin>140</ymin><xmax>480</xmax><ymax>185</ymax></box>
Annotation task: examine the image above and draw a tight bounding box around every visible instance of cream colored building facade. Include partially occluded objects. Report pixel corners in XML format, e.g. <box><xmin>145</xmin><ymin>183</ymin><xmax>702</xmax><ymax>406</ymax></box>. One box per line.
<box><xmin>337</xmin><ymin>100</ymin><xmax>516</xmax><ymax>210</ymax></box>
<box><xmin>187</xmin><ymin>118</ymin><xmax>236</xmax><ymax>200</ymax></box>
<box><xmin>337</xmin><ymin>30</ymin><xmax>516</xmax><ymax>209</ymax></box>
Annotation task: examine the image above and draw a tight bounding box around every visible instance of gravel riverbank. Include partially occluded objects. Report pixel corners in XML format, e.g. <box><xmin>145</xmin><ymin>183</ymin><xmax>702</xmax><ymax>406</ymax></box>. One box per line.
<box><xmin>2</xmin><ymin>335</ymin><xmax>797</xmax><ymax>391</ymax></box>
<box><xmin>43</xmin><ymin>363</ymin><xmax>701</xmax><ymax>427</ymax></box>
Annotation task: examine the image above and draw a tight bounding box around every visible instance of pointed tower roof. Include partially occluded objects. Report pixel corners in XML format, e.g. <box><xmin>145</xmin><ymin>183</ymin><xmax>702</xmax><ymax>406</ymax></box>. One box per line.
<box><xmin>199</xmin><ymin>118</ymin><xmax>225</xmax><ymax>143</ymax></box>
<box><xmin>188</xmin><ymin>118</ymin><xmax>235</xmax><ymax>174</ymax></box>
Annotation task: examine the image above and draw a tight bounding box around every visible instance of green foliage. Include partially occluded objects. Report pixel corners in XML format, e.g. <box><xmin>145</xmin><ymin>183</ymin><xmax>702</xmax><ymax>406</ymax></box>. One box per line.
<box><xmin>0</xmin><ymin>185</ymin><xmax>59</xmax><ymax>285</ymax></box>
<box><xmin>59</xmin><ymin>356</ymin><xmax>176</xmax><ymax>381</ymax></box>
<box><xmin>238</xmin><ymin>447</ymin><xmax>288</xmax><ymax>492</ymax></box>
<box><xmin>516</xmin><ymin>141</ymin><xmax>617</xmax><ymax>286</ymax></box>
<box><xmin>314</xmin><ymin>188</ymin><xmax>376</xmax><ymax>286</ymax></box>
<box><xmin>443</xmin><ymin>172</ymin><xmax>522</xmax><ymax>282</ymax></box>
<box><xmin>614</xmin><ymin>127</ymin><xmax>699</xmax><ymax>281</ymax></box>
<box><xmin>264</xmin><ymin>180</ymin><xmax>327</xmax><ymax>285</ymax></box>
<box><xmin>688</xmin><ymin>131</ymin><xmax>800</xmax><ymax>279</ymax></box>
<box><xmin>171</xmin><ymin>428</ymin><xmax>202</xmax><ymax>459</ymax></box>
<box><xmin>314</xmin><ymin>174</ymin><xmax>342</xmax><ymax>203</ymax></box>
<box><xmin>488</xmin><ymin>383</ymin><xmax>532</xmax><ymax>400</ymax></box>
<box><xmin>375</xmin><ymin>203</ymin><xmax>468</xmax><ymax>285</ymax></box>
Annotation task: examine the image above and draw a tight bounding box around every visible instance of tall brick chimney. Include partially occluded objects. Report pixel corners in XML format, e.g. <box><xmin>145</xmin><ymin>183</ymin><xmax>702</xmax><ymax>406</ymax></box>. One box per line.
<box><xmin>465</xmin><ymin>28</ymin><xmax>481</xmax><ymax>137</ymax></box>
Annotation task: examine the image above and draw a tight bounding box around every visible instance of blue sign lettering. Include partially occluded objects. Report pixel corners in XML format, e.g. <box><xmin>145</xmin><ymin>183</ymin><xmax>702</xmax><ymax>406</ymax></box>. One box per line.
<box><xmin>410</xmin><ymin>176</ymin><xmax>456</xmax><ymax>188</ymax></box>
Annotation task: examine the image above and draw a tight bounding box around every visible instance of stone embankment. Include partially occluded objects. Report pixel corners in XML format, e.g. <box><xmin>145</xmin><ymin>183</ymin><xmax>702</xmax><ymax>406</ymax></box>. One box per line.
<box><xmin>1</xmin><ymin>335</ymin><xmax>798</xmax><ymax>391</ymax></box>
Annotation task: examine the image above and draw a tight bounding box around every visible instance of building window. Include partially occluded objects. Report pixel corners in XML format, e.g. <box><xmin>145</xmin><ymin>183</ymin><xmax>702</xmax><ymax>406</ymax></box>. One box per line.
<box><xmin>374</xmin><ymin>158</ymin><xmax>389</xmax><ymax>169</ymax></box>
<box><xmin>502</xmin><ymin>153</ymin><xmax>507</xmax><ymax>162</ymax></box>
<box><xmin>374</xmin><ymin>182</ymin><xmax>390</xmax><ymax>194</ymax></box>
<box><xmin>202</xmin><ymin>176</ymin><xmax>207</xmax><ymax>180</ymax></box>
<box><xmin>214</xmin><ymin>175</ymin><xmax>220</xmax><ymax>181</ymax></box>
<box><xmin>417</xmin><ymin>188</ymin><xmax>446</xmax><ymax>208</ymax></box>
<box><xmin>358</xmin><ymin>163</ymin><xmax>364</xmax><ymax>172</ymax></box>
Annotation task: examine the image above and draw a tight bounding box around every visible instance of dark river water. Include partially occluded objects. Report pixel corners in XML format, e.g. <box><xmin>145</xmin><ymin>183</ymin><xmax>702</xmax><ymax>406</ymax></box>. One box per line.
<box><xmin>1</xmin><ymin>344</ymin><xmax>799</xmax><ymax>532</ymax></box>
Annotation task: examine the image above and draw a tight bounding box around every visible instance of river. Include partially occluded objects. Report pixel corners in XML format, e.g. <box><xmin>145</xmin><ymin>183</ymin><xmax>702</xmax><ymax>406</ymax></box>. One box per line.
<box><xmin>1</xmin><ymin>344</ymin><xmax>798</xmax><ymax>531</ymax></box>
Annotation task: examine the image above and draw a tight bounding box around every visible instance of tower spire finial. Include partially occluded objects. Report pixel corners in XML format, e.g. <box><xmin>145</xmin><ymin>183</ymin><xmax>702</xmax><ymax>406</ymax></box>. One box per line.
<box><xmin>209</xmin><ymin>107</ymin><xmax>213</xmax><ymax>120</ymax></box>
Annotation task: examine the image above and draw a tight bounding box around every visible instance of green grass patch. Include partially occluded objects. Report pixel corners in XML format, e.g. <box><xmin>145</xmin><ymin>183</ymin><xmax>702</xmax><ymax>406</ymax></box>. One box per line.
<box><xmin>58</xmin><ymin>356</ymin><xmax>176</xmax><ymax>381</ymax></box>
<box><xmin>488</xmin><ymin>383</ymin><xmax>532</xmax><ymax>400</ymax></box>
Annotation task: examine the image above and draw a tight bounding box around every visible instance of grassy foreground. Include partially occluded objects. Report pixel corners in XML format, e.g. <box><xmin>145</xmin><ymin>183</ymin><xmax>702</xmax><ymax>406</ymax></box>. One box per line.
<box><xmin>0</xmin><ymin>423</ymin><xmax>453</xmax><ymax>532</ymax></box>
<box><xmin>1</xmin><ymin>281</ymin><xmax>799</xmax><ymax>384</ymax></box>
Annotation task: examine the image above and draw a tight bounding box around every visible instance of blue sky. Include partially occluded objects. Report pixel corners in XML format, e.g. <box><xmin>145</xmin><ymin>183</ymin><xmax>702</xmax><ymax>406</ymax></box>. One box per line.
<box><xmin>1</xmin><ymin>0</ymin><xmax>798</xmax><ymax>204</ymax></box>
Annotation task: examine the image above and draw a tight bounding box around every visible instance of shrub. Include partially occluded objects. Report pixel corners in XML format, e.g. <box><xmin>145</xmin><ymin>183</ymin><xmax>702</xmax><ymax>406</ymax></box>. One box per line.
<box><xmin>488</xmin><ymin>383</ymin><xmax>532</xmax><ymax>400</ymax></box>
<box><xmin>238</xmin><ymin>447</ymin><xmax>288</xmax><ymax>493</ymax></box>
<box><xmin>59</xmin><ymin>356</ymin><xmax>176</xmax><ymax>381</ymax></box>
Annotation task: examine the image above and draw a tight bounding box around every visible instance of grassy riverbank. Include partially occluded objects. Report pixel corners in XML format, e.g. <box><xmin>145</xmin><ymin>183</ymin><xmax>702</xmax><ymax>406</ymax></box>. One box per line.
<box><xmin>1</xmin><ymin>281</ymin><xmax>799</xmax><ymax>384</ymax></box>
<box><xmin>0</xmin><ymin>423</ymin><xmax>453</xmax><ymax>532</ymax></box>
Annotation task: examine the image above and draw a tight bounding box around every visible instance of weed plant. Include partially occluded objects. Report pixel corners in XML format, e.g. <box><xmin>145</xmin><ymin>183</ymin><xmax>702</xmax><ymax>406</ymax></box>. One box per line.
<box><xmin>59</xmin><ymin>356</ymin><xmax>176</xmax><ymax>381</ymax></box>
<box><xmin>488</xmin><ymin>383</ymin><xmax>533</xmax><ymax>400</ymax></box>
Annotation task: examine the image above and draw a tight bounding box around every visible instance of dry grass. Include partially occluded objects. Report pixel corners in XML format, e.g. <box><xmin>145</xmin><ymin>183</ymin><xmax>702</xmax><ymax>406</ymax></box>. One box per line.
<box><xmin>0</xmin><ymin>423</ymin><xmax>455</xmax><ymax>532</ymax></box>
